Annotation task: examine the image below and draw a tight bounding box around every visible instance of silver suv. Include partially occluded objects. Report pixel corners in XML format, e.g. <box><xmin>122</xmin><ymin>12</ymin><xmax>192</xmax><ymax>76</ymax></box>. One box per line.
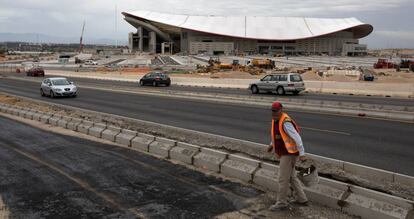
<box><xmin>249</xmin><ymin>73</ymin><xmax>305</xmax><ymax>95</ymax></box>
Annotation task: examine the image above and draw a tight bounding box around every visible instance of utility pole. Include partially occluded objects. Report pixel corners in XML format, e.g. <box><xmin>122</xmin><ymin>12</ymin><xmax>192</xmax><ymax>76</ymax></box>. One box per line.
<box><xmin>115</xmin><ymin>4</ymin><xmax>118</xmax><ymax>48</ymax></box>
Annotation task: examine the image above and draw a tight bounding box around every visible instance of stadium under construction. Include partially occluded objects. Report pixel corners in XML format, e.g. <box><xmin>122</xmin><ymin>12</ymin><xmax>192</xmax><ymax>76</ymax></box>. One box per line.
<box><xmin>122</xmin><ymin>10</ymin><xmax>373</xmax><ymax>56</ymax></box>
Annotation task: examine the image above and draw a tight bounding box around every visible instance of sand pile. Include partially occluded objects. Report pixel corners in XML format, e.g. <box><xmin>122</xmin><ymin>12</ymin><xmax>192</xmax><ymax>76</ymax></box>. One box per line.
<box><xmin>324</xmin><ymin>74</ymin><xmax>357</xmax><ymax>82</ymax></box>
<box><xmin>301</xmin><ymin>71</ymin><xmax>322</xmax><ymax>81</ymax></box>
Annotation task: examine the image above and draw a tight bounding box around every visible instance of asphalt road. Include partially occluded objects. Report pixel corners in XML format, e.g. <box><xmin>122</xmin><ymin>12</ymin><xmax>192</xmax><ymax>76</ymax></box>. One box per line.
<box><xmin>0</xmin><ymin>116</ymin><xmax>261</xmax><ymax>218</ymax></box>
<box><xmin>2</xmin><ymin>71</ymin><xmax>414</xmax><ymax>107</ymax></box>
<box><xmin>49</xmin><ymin>75</ymin><xmax>414</xmax><ymax>107</ymax></box>
<box><xmin>0</xmin><ymin>78</ymin><xmax>413</xmax><ymax>176</ymax></box>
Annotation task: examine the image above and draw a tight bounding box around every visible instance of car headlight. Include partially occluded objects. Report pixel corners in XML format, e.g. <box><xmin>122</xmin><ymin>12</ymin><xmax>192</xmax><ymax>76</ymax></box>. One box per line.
<box><xmin>73</xmin><ymin>87</ymin><xmax>77</xmax><ymax>91</ymax></box>
<box><xmin>53</xmin><ymin>88</ymin><xmax>62</xmax><ymax>92</ymax></box>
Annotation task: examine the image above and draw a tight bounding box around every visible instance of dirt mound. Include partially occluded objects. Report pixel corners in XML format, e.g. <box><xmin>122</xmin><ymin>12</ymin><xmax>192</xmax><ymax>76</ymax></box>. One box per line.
<box><xmin>324</xmin><ymin>74</ymin><xmax>357</xmax><ymax>82</ymax></box>
<box><xmin>301</xmin><ymin>71</ymin><xmax>322</xmax><ymax>81</ymax></box>
<box><xmin>211</xmin><ymin>71</ymin><xmax>259</xmax><ymax>79</ymax></box>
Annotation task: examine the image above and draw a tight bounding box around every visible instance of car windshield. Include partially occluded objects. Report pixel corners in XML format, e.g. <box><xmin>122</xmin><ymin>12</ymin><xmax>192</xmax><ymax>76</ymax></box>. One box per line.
<box><xmin>52</xmin><ymin>79</ymin><xmax>71</xmax><ymax>85</ymax></box>
<box><xmin>290</xmin><ymin>75</ymin><xmax>303</xmax><ymax>82</ymax></box>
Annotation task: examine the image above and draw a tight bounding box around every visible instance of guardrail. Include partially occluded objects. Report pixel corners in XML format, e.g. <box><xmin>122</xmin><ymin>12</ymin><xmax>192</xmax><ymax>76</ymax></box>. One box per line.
<box><xmin>1</xmin><ymin>99</ymin><xmax>413</xmax><ymax>219</ymax></box>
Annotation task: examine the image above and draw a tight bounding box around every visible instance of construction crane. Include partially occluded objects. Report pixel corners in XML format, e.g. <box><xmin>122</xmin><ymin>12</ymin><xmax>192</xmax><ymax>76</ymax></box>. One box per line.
<box><xmin>79</xmin><ymin>21</ymin><xmax>85</xmax><ymax>54</ymax></box>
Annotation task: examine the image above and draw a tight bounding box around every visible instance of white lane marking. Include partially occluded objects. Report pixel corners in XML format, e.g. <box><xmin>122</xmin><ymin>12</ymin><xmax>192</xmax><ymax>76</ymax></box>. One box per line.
<box><xmin>302</xmin><ymin>127</ymin><xmax>351</xmax><ymax>136</ymax></box>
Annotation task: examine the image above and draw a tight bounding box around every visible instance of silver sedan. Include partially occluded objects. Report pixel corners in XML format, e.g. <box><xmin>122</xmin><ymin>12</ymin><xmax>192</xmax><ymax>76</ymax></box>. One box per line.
<box><xmin>40</xmin><ymin>77</ymin><xmax>78</xmax><ymax>98</ymax></box>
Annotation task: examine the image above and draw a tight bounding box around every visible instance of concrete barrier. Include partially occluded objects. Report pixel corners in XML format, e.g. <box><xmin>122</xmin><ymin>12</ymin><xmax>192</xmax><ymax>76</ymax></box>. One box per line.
<box><xmin>10</xmin><ymin>107</ymin><xmax>20</xmax><ymax>115</ymax></box>
<box><xmin>193</xmin><ymin>148</ymin><xmax>228</xmax><ymax>173</ymax></box>
<box><xmin>344</xmin><ymin>162</ymin><xmax>394</xmax><ymax>184</ymax></box>
<box><xmin>4</xmin><ymin>106</ymin><xmax>14</xmax><ymax>114</ymax></box>
<box><xmin>18</xmin><ymin>109</ymin><xmax>27</xmax><ymax>117</ymax></box>
<box><xmin>253</xmin><ymin>162</ymin><xmax>280</xmax><ymax>192</ymax></box>
<box><xmin>32</xmin><ymin>112</ymin><xmax>42</xmax><ymax>121</ymax></box>
<box><xmin>40</xmin><ymin>113</ymin><xmax>53</xmax><ymax>124</ymax></box>
<box><xmin>394</xmin><ymin>173</ymin><xmax>414</xmax><ymax>188</ymax></box>
<box><xmin>148</xmin><ymin>137</ymin><xmax>176</xmax><ymax>158</ymax></box>
<box><xmin>342</xmin><ymin>185</ymin><xmax>413</xmax><ymax>219</ymax></box>
<box><xmin>57</xmin><ymin>116</ymin><xmax>72</xmax><ymax>129</ymax></box>
<box><xmin>67</xmin><ymin>118</ymin><xmax>82</xmax><ymax>131</ymax></box>
<box><xmin>88</xmin><ymin>123</ymin><xmax>107</xmax><ymax>138</ymax></box>
<box><xmin>24</xmin><ymin>110</ymin><xmax>37</xmax><ymax>120</ymax></box>
<box><xmin>9</xmin><ymin>107</ymin><xmax>19</xmax><ymax>115</ymax></box>
<box><xmin>221</xmin><ymin>154</ymin><xmax>260</xmax><ymax>183</ymax></box>
<box><xmin>307</xmin><ymin>154</ymin><xmax>344</xmax><ymax>170</ymax></box>
<box><xmin>49</xmin><ymin>114</ymin><xmax>62</xmax><ymax>126</ymax></box>
<box><xmin>101</xmin><ymin>126</ymin><xmax>121</xmax><ymax>142</ymax></box>
<box><xmin>0</xmin><ymin>105</ymin><xmax>8</xmax><ymax>113</ymax></box>
<box><xmin>304</xmin><ymin>177</ymin><xmax>348</xmax><ymax>210</ymax></box>
<box><xmin>11</xmin><ymin>107</ymin><xmax>21</xmax><ymax>115</ymax></box>
<box><xmin>131</xmin><ymin>133</ymin><xmax>155</xmax><ymax>152</ymax></box>
<box><xmin>115</xmin><ymin>129</ymin><xmax>137</xmax><ymax>147</ymax></box>
<box><xmin>77</xmin><ymin>120</ymin><xmax>94</xmax><ymax>135</ymax></box>
<box><xmin>11</xmin><ymin>108</ymin><xmax>20</xmax><ymax>116</ymax></box>
<box><xmin>169</xmin><ymin>142</ymin><xmax>200</xmax><ymax>165</ymax></box>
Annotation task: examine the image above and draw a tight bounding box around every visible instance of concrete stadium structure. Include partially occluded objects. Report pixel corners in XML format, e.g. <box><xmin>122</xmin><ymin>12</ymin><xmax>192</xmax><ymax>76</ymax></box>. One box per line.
<box><xmin>122</xmin><ymin>10</ymin><xmax>373</xmax><ymax>56</ymax></box>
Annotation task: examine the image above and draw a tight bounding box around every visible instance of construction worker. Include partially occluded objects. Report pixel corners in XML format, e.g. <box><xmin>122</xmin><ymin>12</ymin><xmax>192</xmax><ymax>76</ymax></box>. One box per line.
<box><xmin>267</xmin><ymin>101</ymin><xmax>308</xmax><ymax>211</ymax></box>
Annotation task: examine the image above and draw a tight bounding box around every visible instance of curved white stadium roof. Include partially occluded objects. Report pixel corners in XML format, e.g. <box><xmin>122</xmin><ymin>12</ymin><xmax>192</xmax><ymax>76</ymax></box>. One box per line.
<box><xmin>123</xmin><ymin>10</ymin><xmax>373</xmax><ymax>40</ymax></box>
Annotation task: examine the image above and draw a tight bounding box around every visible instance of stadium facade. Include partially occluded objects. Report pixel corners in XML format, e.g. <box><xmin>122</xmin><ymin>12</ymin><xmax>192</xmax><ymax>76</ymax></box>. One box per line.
<box><xmin>122</xmin><ymin>10</ymin><xmax>373</xmax><ymax>56</ymax></box>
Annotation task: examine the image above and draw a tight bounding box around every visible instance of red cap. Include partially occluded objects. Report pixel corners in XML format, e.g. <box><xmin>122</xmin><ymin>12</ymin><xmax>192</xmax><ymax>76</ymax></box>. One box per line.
<box><xmin>271</xmin><ymin>101</ymin><xmax>283</xmax><ymax>110</ymax></box>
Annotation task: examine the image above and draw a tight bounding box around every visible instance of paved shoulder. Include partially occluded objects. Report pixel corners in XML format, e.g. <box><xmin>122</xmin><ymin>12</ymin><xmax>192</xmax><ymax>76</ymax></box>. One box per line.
<box><xmin>0</xmin><ymin>116</ymin><xmax>260</xmax><ymax>218</ymax></box>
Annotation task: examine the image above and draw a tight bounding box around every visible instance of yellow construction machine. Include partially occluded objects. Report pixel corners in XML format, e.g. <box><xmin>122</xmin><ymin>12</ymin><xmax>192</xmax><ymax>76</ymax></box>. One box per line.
<box><xmin>250</xmin><ymin>58</ymin><xmax>275</xmax><ymax>69</ymax></box>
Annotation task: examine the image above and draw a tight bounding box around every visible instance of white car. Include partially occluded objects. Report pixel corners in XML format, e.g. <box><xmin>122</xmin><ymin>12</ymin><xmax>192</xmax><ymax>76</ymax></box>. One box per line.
<box><xmin>84</xmin><ymin>60</ymin><xmax>98</xmax><ymax>65</ymax></box>
<box><xmin>40</xmin><ymin>77</ymin><xmax>78</xmax><ymax>98</ymax></box>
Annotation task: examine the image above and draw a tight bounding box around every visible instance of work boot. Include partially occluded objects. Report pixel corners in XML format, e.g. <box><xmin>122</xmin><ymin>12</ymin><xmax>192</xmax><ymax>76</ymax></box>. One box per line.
<box><xmin>291</xmin><ymin>200</ymin><xmax>309</xmax><ymax>207</ymax></box>
<box><xmin>269</xmin><ymin>202</ymin><xmax>288</xmax><ymax>211</ymax></box>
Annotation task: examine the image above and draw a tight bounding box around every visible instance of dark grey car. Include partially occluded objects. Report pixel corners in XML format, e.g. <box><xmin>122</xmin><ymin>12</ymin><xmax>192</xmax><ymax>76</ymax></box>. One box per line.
<box><xmin>139</xmin><ymin>72</ymin><xmax>171</xmax><ymax>87</ymax></box>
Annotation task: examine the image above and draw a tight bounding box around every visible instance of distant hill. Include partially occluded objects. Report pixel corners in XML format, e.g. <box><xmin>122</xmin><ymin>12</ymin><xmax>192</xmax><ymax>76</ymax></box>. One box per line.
<box><xmin>0</xmin><ymin>32</ymin><xmax>127</xmax><ymax>45</ymax></box>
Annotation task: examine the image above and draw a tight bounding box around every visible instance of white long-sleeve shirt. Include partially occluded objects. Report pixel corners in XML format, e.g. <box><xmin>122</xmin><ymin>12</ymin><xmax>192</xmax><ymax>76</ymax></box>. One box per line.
<box><xmin>283</xmin><ymin>122</ymin><xmax>305</xmax><ymax>156</ymax></box>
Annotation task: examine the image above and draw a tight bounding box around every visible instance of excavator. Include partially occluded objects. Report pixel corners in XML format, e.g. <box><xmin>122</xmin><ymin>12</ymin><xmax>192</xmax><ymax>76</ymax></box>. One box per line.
<box><xmin>207</xmin><ymin>56</ymin><xmax>233</xmax><ymax>71</ymax></box>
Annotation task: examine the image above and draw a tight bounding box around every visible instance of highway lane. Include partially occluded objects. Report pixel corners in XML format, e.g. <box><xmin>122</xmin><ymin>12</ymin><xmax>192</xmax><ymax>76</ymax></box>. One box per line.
<box><xmin>0</xmin><ymin>78</ymin><xmax>413</xmax><ymax>175</ymax></box>
<box><xmin>0</xmin><ymin>116</ymin><xmax>261</xmax><ymax>218</ymax></box>
<box><xmin>50</xmin><ymin>75</ymin><xmax>414</xmax><ymax>107</ymax></box>
<box><xmin>2</xmin><ymin>71</ymin><xmax>414</xmax><ymax>107</ymax></box>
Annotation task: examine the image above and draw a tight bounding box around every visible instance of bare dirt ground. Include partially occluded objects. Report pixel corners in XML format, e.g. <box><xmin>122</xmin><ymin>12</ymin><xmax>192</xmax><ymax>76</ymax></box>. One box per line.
<box><xmin>301</xmin><ymin>70</ymin><xmax>414</xmax><ymax>83</ymax></box>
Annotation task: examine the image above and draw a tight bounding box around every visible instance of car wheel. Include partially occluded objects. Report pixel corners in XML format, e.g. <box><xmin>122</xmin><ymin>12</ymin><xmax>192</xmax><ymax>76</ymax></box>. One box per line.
<box><xmin>72</xmin><ymin>95</ymin><xmax>77</xmax><ymax>98</ymax></box>
<box><xmin>166</xmin><ymin>82</ymin><xmax>171</xmax><ymax>87</ymax></box>
<box><xmin>251</xmin><ymin>85</ymin><xmax>259</xmax><ymax>94</ymax></box>
<box><xmin>50</xmin><ymin>91</ymin><xmax>55</xmax><ymax>98</ymax></box>
<box><xmin>276</xmin><ymin>86</ymin><xmax>285</xmax><ymax>95</ymax></box>
<box><xmin>152</xmin><ymin>81</ymin><xmax>158</xmax><ymax>87</ymax></box>
<box><xmin>139</xmin><ymin>80</ymin><xmax>144</xmax><ymax>86</ymax></box>
<box><xmin>292</xmin><ymin>91</ymin><xmax>299</xmax><ymax>95</ymax></box>
<box><xmin>40</xmin><ymin>89</ymin><xmax>45</xmax><ymax>96</ymax></box>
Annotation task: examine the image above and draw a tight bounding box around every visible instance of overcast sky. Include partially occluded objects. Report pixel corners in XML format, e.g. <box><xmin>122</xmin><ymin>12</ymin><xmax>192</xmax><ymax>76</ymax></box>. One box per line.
<box><xmin>0</xmin><ymin>0</ymin><xmax>413</xmax><ymax>48</ymax></box>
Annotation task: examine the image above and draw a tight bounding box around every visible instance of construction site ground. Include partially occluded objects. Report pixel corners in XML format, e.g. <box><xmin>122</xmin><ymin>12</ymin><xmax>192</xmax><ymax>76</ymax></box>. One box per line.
<box><xmin>1</xmin><ymin>92</ymin><xmax>413</xmax><ymax>202</ymax></box>
<box><xmin>0</xmin><ymin>97</ymin><xmax>360</xmax><ymax>219</ymax></box>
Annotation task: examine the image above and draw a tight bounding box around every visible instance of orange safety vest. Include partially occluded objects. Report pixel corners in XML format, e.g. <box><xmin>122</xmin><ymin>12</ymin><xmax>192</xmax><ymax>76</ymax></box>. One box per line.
<box><xmin>271</xmin><ymin>112</ymin><xmax>300</xmax><ymax>154</ymax></box>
